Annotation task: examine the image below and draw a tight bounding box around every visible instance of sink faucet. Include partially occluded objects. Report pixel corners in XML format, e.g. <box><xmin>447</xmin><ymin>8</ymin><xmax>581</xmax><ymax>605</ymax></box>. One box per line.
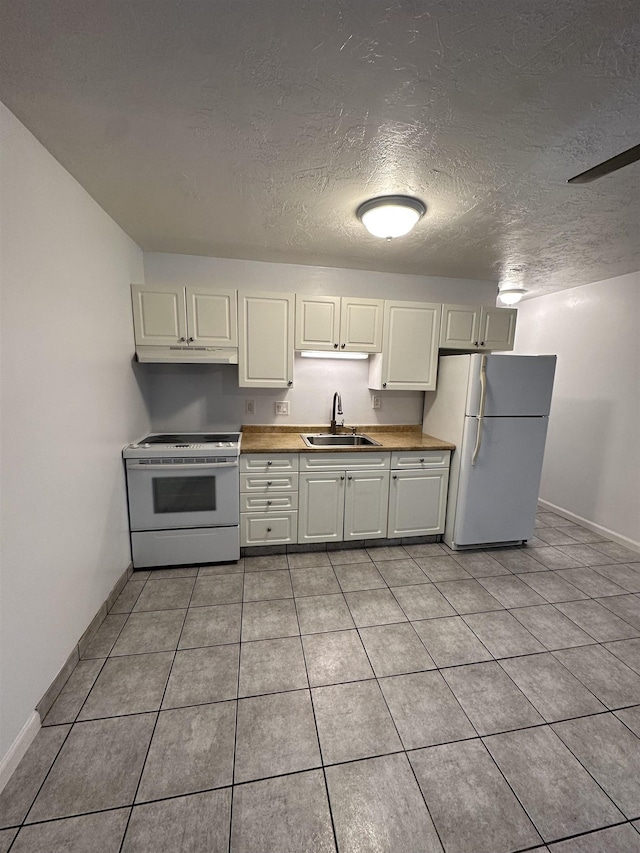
<box><xmin>330</xmin><ymin>391</ymin><xmax>343</xmax><ymax>434</ymax></box>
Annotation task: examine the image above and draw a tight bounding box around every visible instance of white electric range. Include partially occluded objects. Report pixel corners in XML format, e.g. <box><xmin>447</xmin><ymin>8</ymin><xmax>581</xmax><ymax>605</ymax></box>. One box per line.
<box><xmin>123</xmin><ymin>432</ymin><xmax>242</xmax><ymax>568</ymax></box>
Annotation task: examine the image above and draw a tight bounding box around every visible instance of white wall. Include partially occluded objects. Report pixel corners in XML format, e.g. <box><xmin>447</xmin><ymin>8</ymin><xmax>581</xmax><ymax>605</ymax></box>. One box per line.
<box><xmin>142</xmin><ymin>252</ymin><xmax>498</xmax><ymax>428</ymax></box>
<box><xmin>0</xmin><ymin>103</ymin><xmax>149</xmax><ymax>759</ymax></box>
<box><xmin>513</xmin><ymin>272</ymin><xmax>639</xmax><ymax>548</ymax></box>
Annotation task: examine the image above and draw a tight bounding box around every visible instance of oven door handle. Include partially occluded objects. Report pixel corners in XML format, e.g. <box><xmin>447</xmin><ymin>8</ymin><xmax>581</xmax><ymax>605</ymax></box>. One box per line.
<box><xmin>127</xmin><ymin>460</ymin><xmax>238</xmax><ymax>470</ymax></box>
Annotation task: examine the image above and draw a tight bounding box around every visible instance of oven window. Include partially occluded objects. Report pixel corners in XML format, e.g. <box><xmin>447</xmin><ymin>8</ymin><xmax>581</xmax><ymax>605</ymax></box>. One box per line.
<box><xmin>152</xmin><ymin>476</ymin><xmax>217</xmax><ymax>514</ymax></box>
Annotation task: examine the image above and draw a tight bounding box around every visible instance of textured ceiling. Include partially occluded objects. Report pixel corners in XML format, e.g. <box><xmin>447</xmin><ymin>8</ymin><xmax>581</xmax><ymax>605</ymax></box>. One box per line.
<box><xmin>1</xmin><ymin>0</ymin><xmax>639</xmax><ymax>298</ymax></box>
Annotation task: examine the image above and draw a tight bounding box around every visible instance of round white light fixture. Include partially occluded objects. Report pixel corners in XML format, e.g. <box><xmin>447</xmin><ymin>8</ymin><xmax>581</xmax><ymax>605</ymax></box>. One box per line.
<box><xmin>357</xmin><ymin>195</ymin><xmax>426</xmax><ymax>239</ymax></box>
<box><xmin>498</xmin><ymin>287</ymin><xmax>526</xmax><ymax>305</ymax></box>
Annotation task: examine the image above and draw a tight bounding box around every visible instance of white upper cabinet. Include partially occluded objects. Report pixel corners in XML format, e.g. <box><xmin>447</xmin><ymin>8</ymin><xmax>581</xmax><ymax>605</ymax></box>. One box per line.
<box><xmin>294</xmin><ymin>295</ymin><xmax>341</xmax><ymax>350</ymax></box>
<box><xmin>238</xmin><ymin>291</ymin><xmax>295</xmax><ymax>388</ymax></box>
<box><xmin>132</xmin><ymin>284</ymin><xmax>237</xmax><ymax>348</ymax></box>
<box><xmin>131</xmin><ymin>284</ymin><xmax>187</xmax><ymax>346</ymax></box>
<box><xmin>440</xmin><ymin>304</ymin><xmax>516</xmax><ymax>351</ymax></box>
<box><xmin>478</xmin><ymin>306</ymin><xmax>517</xmax><ymax>351</ymax></box>
<box><xmin>185</xmin><ymin>287</ymin><xmax>237</xmax><ymax>346</ymax></box>
<box><xmin>295</xmin><ymin>295</ymin><xmax>383</xmax><ymax>352</ymax></box>
<box><xmin>369</xmin><ymin>300</ymin><xmax>441</xmax><ymax>391</ymax></box>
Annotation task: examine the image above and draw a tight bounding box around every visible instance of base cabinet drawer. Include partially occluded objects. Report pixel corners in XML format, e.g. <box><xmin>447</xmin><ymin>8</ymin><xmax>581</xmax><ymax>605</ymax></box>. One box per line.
<box><xmin>241</xmin><ymin>493</ymin><xmax>298</xmax><ymax>512</ymax></box>
<box><xmin>390</xmin><ymin>450</ymin><xmax>450</xmax><ymax>469</ymax></box>
<box><xmin>241</xmin><ymin>512</ymin><xmax>298</xmax><ymax>546</ymax></box>
<box><xmin>240</xmin><ymin>454</ymin><xmax>298</xmax><ymax>473</ymax></box>
<box><xmin>240</xmin><ymin>472</ymin><xmax>298</xmax><ymax>493</ymax></box>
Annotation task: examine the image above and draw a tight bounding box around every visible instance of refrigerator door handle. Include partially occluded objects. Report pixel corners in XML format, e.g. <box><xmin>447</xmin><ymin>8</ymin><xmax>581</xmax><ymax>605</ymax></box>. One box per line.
<box><xmin>472</xmin><ymin>355</ymin><xmax>488</xmax><ymax>466</ymax></box>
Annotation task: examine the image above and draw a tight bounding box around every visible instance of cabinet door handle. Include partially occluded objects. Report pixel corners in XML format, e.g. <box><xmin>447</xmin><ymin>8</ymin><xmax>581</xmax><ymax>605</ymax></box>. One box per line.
<box><xmin>341</xmin><ymin>343</ymin><xmax>346</xmax><ymax>349</ymax></box>
<box><xmin>188</xmin><ymin>336</ymin><xmax>194</xmax><ymax>342</ymax></box>
<box><xmin>333</xmin><ymin>343</ymin><xmax>338</xmax><ymax>348</ymax></box>
<box><xmin>347</xmin><ymin>475</ymin><xmax>352</xmax><ymax>480</ymax></box>
<box><xmin>178</xmin><ymin>337</ymin><xmax>186</xmax><ymax>342</ymax></box>
<box><xmin>382</xmin><ymin>382</ymin><xmax>387</xmax><ymax>388</ymax></box>
<box><xmin>480</xmin><ymin>341</ymin><xmax>485</xmax><ymax>346</ymax></box>
<box><xmin>393</xmin><ymin>474</ymin><xmax>398</xmax><ymax>479</ymax></box>
<box><xmin>340</xmin><ymin>475</ymin><xmax>345</xmax><ymax>480</ymax></box>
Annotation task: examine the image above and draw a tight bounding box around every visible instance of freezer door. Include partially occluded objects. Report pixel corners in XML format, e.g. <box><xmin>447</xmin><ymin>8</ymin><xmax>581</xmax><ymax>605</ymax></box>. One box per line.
<box><xmin>452</xmin><ymin>416</ymin><xmax>549</xmax><ymax>546</ymax></box>
<box><xmin>466</xmin><ymin>354</ymin><xmax>556</xmax><ymax>417</ymax></box>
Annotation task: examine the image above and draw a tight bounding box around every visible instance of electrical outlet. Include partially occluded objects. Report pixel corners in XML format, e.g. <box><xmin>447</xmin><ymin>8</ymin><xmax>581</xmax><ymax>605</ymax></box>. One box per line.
<box><xmin>245</xmin><ymin>399</ymin><xmax>255</xmax><ymax>415</ymax></box>
<box><xmin>371</xmin><ymin>395</ymin><xmax>381</xmax><ymax>409</ymax></box>
<box><xmin>275</xmin><ymin>401</ymin><xmax>289</xmax><ymax>416</ymax></box>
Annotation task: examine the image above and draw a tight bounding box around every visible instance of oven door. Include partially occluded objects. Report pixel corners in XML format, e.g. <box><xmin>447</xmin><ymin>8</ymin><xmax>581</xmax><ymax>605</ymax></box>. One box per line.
<box><xmin>126</xmin><ymin>459</ymin><xmax>239</xmax><ymax>531</ymax></box>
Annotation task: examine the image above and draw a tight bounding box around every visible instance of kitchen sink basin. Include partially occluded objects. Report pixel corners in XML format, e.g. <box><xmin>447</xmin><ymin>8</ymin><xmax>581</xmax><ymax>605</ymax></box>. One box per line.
<box><xmin>301</xmin><ymin>433</ymin><xmax>381</xmax><ymax>447</ymax></box>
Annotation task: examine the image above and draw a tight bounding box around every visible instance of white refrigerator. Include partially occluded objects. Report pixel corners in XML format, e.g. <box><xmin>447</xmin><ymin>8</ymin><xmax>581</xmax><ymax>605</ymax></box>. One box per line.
<box><xmin>423</xmin><ymin>353</ymin><xmax>556</xmax><ymax>549</ymax></box>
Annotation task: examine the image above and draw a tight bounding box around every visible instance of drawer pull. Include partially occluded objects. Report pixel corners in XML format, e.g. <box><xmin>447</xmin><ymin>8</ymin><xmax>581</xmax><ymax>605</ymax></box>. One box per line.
<box><xmin>267</xmin><ymin>500</ymin><xmax>272</xmax><ymax>505</ymax></box>
<box><xmin>266</xmin><ymin>527</ymin><xmax>272</xmax><ymax>532</ymax></box>
<box><xmin>267</xmin><ymin>481</ymin><xmax>272</xmax><ymax>485</ymax></box>
<box><xmin>420</xmin><ymin>458</ymin><xmax>425</xmax><ymax>463</ymax></box>
<box><xmin>267</xmin><ymin>460</ymin><xmax>272</xmax><ymax>465</ymax></box>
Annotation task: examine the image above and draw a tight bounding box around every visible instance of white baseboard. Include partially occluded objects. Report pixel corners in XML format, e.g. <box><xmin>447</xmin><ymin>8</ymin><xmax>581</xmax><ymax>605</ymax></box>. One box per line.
<box><xmin>0</xmin><ymin>710</ymin><xmax>40</xmax><ymax>794</ymax></box>
<box><xmin>538</xmin><ymin>499</ymin><xmax>640</xmax><ymax>555</ymax></box>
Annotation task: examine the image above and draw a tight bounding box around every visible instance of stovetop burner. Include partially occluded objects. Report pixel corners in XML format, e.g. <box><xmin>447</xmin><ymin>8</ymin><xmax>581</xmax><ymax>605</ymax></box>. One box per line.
<box><xmin>141</xmin><ymin>433</ymin><xmax>239</xmax><ymax>445</ymax></box>
<box><xmin>123</xmin><ymin>431</ymin><xmax>242</xmax><ymax>459</ymax></box>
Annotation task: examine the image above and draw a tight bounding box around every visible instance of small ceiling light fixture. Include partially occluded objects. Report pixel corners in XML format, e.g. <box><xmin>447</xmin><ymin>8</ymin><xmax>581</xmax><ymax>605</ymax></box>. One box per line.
<box><xmin>497</xmin><ymin>286</ymin><xmax>526</xmax><ymax>305</ymax></box>
<box><xmin>357</xmin><ymin>195</ymin><xmax>426</xmax><ymax>239</ymax></box>
<box><xmin>497</xmin><ymin>266</ymin><xmax>527</xmax><ymax>305</ymax></box>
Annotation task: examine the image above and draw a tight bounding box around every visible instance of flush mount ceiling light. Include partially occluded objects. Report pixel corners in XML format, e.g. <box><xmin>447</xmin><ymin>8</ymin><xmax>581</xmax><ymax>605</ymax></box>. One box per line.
<box><xmin>498</xmin><ymin>286</ymin><xmax>527</xmax><ymax>305</ymax></box>
<box><xmin>357</xmin><ymin>195</ymin><xmax>426</xmax><ymax>239</ymax></box>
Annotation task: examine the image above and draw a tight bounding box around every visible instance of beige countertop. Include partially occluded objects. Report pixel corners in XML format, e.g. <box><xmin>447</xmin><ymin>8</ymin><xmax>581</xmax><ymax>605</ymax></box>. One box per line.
<box><xmin>240</xmin><ymin>425</ymin><xmax>455</xmax><ymax>453</ymax></box>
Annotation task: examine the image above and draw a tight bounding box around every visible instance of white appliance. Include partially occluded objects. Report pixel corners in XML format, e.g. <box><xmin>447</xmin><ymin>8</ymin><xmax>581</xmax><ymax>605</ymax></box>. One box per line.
<box><xmin>123</xmin><ymin>432</ymin><xmax>241</xmax><ymax>568</ymax></box>
<box><xmin>135</xmin><ymin>345</ymin><xmax>238</xmax><ymax>364</ymax></box>
<box><xmin>423</xmin><ymin>354</ymin><xmax>556</xmax><ymax>549</ymax></box>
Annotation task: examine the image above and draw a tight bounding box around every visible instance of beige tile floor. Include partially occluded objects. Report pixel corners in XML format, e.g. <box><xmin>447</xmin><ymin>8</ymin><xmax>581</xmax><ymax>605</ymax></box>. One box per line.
<box><xmin>1</xmin><ymin>513</ymin><xmax>640</xmax><ymax>852</ymax></box>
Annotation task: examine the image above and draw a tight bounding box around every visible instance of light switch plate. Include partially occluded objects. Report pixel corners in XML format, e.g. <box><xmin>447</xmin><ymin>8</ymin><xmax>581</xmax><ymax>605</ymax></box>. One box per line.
<box><xmin>371</xmin><ymin>395</ymin><xmax>381</xmax><ymax>409</ymax></box>
<box><xmin>245</xmin><ymin>399</ymin><xmax>255</xmax><ymax>415</ymax></box>
<box><xmin>275</xmin><ymin>401</ymin><xmax>289</xmax><ymax>415</ymax></box>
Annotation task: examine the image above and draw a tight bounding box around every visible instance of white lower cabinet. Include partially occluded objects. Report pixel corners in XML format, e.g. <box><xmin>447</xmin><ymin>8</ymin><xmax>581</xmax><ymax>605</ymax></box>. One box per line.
<box><xmin>388</xmin><ymin>453</ymin><xmax>450</xmax><ymax>537</ymax></box>
<box><xmin>298</xmin><ymin>452</ymin><xmax>391</xmax><ymax>544</ymax></box>
<box><xmin>242</xmin><ymin>450</ymin><xmax>450</xmax><ymax>547</ymax></box>
<box><xmin>343</xmin><ymin>470</ymin><xmax>390</xmax><ymax>541</ymax></box>
<box><xmin>298</xmin><ymin>471</ymin><xmax>345</xmax><ymax>543</ymax></box>
<box><xmin>240</xmin><ymin>454</ymin><xmax>299</xmax><ymax>546</ymax></box>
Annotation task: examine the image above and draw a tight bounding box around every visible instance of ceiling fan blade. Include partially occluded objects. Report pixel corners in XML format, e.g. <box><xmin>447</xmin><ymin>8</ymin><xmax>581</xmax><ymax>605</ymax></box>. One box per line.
<box><xmin>567</xmin><ymin>143</ymin><xmax>640</xmax><ymax>184</ymax></box>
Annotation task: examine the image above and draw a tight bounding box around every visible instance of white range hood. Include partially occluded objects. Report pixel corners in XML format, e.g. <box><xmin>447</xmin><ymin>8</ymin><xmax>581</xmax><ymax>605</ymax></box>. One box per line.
<box><xmin>135</xmin><ymin>345</ymin><xmax>238</xmax><ymax>364</ymax></box>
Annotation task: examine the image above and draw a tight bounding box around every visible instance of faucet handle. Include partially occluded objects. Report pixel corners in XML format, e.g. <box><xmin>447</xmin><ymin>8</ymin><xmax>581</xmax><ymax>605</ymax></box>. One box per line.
<box><xmin>351</xmin><ymin>425</ymin><xmax>357</xmax><ymax>435</ymax></box>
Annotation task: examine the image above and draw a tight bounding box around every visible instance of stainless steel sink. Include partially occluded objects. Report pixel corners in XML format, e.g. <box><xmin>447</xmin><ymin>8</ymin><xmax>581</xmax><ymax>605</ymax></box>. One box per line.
<box><xmin>301</xmin><ymin>433</ymin><xmax>381</xmax><ymax>447</ymax></box>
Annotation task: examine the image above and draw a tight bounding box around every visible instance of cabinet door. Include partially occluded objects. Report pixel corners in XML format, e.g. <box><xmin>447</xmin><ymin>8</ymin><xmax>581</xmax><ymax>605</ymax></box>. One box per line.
<box><xmin>370</xmin><ymin>301</ymin><xmax>441</xmax><ymax>391</ymax></box>
<box><xmin>340</xmin><ymin>298</ymin><xmax>383</xmax><ymax>352</ymax></box>
<box><xmin>295</xmin><ymin>295</ymin><xmax>341</xmax><ymax>350</ymax></box>
<box><xmin>344</xmin><ymin>470</ymin><xmax>390</xmax><ymax>541</ymax></box>
<box><xmin>440</xmin><ymin>304</ymin><xmax>481</xmax><ymax>349</ymax></box>
<box><xmin>186</xmin><ymin>287</ymin><xmax>237</xmax><ymax>346</ymax></box>
<box><xmin>131</xmin><ymin>284</ymin><xmax>186</xmax><ymax>346</ymax></box>
<box><xmin>238</xmin><ymin>292</ymin><xmax>294</xmax><ymax>387</ymax></box>
<box><xmin>478</xmin><ymin>307</ymin><xmax>517</xmax><ymax>351</ymax></box>
<box><xmin>298</xmin><ymin>472</ymin><xmax>344</xmax><ymax>543</ymax></box>
<box><xmin>388</xmin><ymin>469</ymin><xmax>449</xmax><ymax>537</ymax></box>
